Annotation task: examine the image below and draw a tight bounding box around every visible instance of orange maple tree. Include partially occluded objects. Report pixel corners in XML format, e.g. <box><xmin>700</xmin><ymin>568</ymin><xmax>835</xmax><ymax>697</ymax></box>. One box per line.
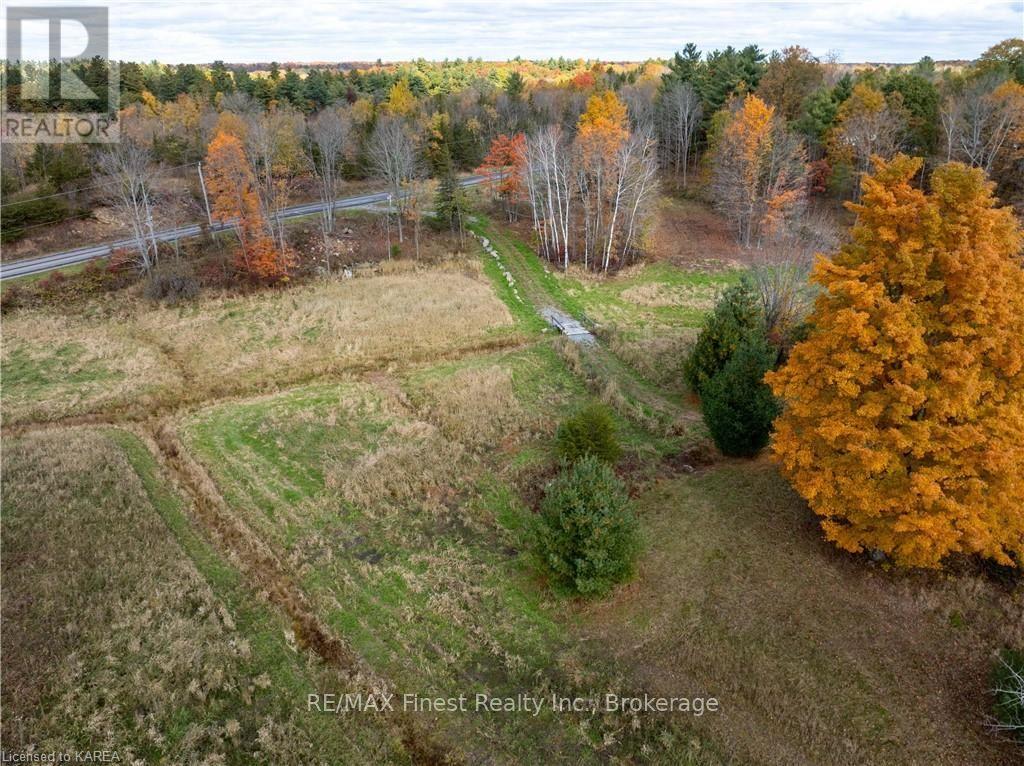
<box><xmin>767</xmin><ymin>155</ymin><xmax>1024</xmax><ymax>568</ymax></box>
<box><xmin>576</xmin><ymin>90</ymin><xmax>636</xmax><ymax>270</ymax></box>
<box><xmin>570</xmin><ymin>71</ymin><xmax>596</xmax><ymax>91</ymax></box>
<box><xmin>204</xmin><ymin>130</ymin><xmax>294</xmax><ymax>281</ymax></box>
<box><xmin>477</xmin><ymin>133</ymin><xmax>527</xmax><ymax>221</ymax></box>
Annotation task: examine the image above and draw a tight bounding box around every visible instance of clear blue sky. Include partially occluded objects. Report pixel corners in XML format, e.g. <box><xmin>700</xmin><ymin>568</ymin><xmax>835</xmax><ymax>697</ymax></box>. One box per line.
<box><xmin>3</xmin><ymin>0</ymin><xmax>1022</xmax><ymax>64</ymax></box>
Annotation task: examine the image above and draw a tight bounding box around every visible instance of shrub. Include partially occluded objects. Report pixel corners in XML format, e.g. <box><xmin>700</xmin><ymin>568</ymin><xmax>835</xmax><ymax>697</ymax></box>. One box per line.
<box><xmin>144</xmin><ymin>260</ymin><xmax>200</xmax><ymax>305</ymax></box>
<box><xmin>1</xmin><ymin>189</ymin><xmax>71</xmax><ymax>243</ymax></box>
<box><xmin>534</xmin><ymin>456</ymin><xmax>639</xmax><ymax>597</ymax></box>
<box><xmin>78</xmin><ymin>259</ymin><xmax>134</xmax><ymax>295</ymax></box>
<box><xmin>992</xmin><ymin>648</ymin><xmax>1024</xmax><ymax>743</ymax></box>
<box><xmin>35</xmin><ymin>270</ymin><xmax>67</xmax><ymax>301</ymax></box>
<box><xmin>0</xmin><ymin>285</ymin><xmax>24</xmax><ymax>314</ymax></box>
<box><xmin>701</xmin><ymin>331</ymin><xmax>780</xmax><ymax>457</ymax></box>
<box><xmin>555</xmin><ymin>402</ymin><xmax>621</xmax><ymax>464</ymax></box>
<box><xmin>683</xmin><ymin>277</ymin><xmax>763</xmax><ymax>396</ymax></box>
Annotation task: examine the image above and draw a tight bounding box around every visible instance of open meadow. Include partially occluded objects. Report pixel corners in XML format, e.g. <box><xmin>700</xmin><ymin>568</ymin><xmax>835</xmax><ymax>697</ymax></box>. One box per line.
<box><xmin>3</xmin><ymin>199</ymin><xmax>1020</xmax><ymax>763</ymax></box>
<box><xmin>1</xmin><ymin>259</ymin><xmax>522</xmax><ymax>425</ymax></box>
<box><xmin>3</xmin><ymin>19</ymin><xmax>1023</xmax><ymax>759</ymax></box>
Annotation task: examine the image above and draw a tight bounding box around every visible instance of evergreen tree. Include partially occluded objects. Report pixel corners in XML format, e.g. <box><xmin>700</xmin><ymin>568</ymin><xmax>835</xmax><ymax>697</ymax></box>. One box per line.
<box><xmin>233</xmin><ymin>67</ymin><xmax>254</xmax><ymax>96</ymax></box>
<box><xmin>663</xmin><ymin>43</ymin><xmax>703</xmax><ymax>90</ymax></box>
<box><xmin>505</xmin><ymin>70</ymin><xmax>525</xmax><ymax>101</ymax></box>
<box><xmin>303</xmin><ymin>69</ymin><xmax>329</xmax><ymax>109</ymax></box>
<box><xmin>432</xmin><ymin>145</ymin><xmax>468</xmax><ymax>241</ymax></box>
<box><xmin>279</xmin><ymin>69</ymin><xmax>304</xmax><ymax>107</ymax></box>
<box><xmin>209</xmin><ymin>60</ymin><xmax>234</xmax><ymax>97</ymax></box>
<box><xmin>684</xmin><ymin>277</ymin><xmax>764</xmax><ymax>396</ymax></box>
<box><xmin>701</xmin><ymin>332</ymin><xmax>780</xmax><ymax>457</ymax></box>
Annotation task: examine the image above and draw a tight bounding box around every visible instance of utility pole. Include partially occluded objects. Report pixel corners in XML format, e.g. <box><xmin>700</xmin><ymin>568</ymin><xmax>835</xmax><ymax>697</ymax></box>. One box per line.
<box><xmin>197</xmin><ymin>161</ymin><xmax>213</xmax><ymax>228</ymax></box>
<box><xmin>385</xmin><ymin>193</ymin><xmax>392</xmax><ymax>259</ymax></box>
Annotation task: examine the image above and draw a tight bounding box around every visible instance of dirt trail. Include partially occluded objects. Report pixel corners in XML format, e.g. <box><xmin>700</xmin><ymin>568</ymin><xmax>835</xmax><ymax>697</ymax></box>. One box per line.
<box><xmin>138</xmin><ymin>420</ymin><xmax>459</xmax><ymax>766</ymax></box>
<box><xmin>474</xmin><ymin>221</ymin><xmax>700</xmax><ymax>437</ymax></box>
<box><xmin>2</xmin><ymin>333</ymin><xmax>534</xmax><ymax>435</ymax></box>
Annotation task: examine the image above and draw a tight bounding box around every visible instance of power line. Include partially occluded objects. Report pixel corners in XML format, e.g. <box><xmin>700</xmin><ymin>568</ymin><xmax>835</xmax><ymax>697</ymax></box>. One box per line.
<box><xmin>2</xmin><ymin>208</ymin><xmax>122</xmax><ymax>235</ymax></box>
<box><xmin>0</xmin><ymin>160</ymin><xmax>199</xmax><ymax>207</ymax></box>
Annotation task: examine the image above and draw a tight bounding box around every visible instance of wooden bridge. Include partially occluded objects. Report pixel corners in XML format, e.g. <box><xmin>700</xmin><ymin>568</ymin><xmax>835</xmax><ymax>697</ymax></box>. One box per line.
<box><xmin>540</xmin><ymin>307</ymin><xmax>596</xmax><ymax>344</ymax></box>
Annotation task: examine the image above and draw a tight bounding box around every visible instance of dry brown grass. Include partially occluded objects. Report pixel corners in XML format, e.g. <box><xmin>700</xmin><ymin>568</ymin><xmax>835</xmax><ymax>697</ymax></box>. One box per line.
<box><xmin>1</xmin><ymin>260</ymin><xmax>520</xmax><ymax>424</ymax></box>
<box><xmin>0</xmin><ymin>428</ymin><xmax>402</xmax><ymax>763</ymax></box>
<box><xmin>618</xmin><ymin>281</ymin><xmax>720</xmax><ymax>310</ymax></box>
<box><xmin>331</xmin><ymin>419</ymin><xmax>468</xmax><ymax>520</ymax></box>
<box><xmin>411</xmin><ymin>364</ymin><xmax>542</xmax><ymax>450</ymax></box>
<box><xmin>0</xmin><ymin>314</ymin><xmax>181</xmax><ymax>422</ymax></box>
<box><xmin>579</xmin><ymin>463</ymin><xmax>1024</xmax><ymax>766</ymax></box>
<box><xmin>136</xmin><ymin>263</ymin><xmax>514</xmax><ymax>383</ymax></box>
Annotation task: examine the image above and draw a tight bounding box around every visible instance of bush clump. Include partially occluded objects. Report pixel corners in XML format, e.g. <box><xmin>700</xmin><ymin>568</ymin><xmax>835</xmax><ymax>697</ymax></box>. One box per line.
<box><xmin>683</xmin><ymin>277</ymin><xmax>762</xmax><ymax>396</ymax></box>
<box><xmin>701</xmin><ymin>332</ymin><xmax>780</xmax><ymax>457</ymax></box>
<box><xmin>1</xmin><ymin>284</ymin><xmax>24</xmax><ymax>314</ymax></box>
<box><xmin>555</xmin><ymin>402</ymin><xmax>621</xmax><ymax>465</ymax></box>
<box><xmin>533</xmin><ymin>456</ymin><xmax>639</xmax><ymax>597</ymax></box>
<box><xmin>0</xmin><ymin>186</ymin><xmax>72</xmax><ymax>243</ymax></box>
<box><xmin>992</xmin><ymin>648</ymin><xmax>1024</xmax><ymax>743</ymax></box>
<box><xmin>143</xmin><ymin>260</ymin><xmax>200</xmax><ymax>305</ymax></box>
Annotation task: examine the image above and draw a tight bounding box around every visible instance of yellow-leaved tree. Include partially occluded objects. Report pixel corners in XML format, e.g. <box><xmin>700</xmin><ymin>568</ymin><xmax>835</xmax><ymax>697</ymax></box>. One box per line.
<box><xmin>767</xmin><ymin>155</ymin><xmax>1024</xmax><ymax>568</ymax></box>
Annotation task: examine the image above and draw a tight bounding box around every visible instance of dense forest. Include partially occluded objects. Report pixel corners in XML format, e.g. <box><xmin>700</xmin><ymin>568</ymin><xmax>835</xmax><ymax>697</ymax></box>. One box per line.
<box><xmin>2</xmin><ymin>39</ymin><xmax>1022</xmax><ymax>274</ymax></box>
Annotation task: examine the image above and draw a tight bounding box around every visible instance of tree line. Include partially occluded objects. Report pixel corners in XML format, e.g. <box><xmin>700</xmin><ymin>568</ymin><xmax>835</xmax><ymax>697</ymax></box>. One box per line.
<box><xmin>2</xmin><ymin>40</ymin><xmax>1021</xmax><ymax>275</ymax></box>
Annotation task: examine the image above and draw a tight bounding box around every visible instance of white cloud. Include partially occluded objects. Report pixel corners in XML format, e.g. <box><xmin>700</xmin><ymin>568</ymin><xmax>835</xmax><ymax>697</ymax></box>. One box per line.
<box><xmin>2</xmin><ymin>0</ymin><xmax>1021</xmax><ymax>63</ymax></box>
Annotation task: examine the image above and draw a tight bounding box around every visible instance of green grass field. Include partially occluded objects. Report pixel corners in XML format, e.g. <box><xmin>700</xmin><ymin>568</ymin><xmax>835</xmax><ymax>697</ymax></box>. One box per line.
<box><xmin>177</xmin><ymin>344</ymin><xmax>719</xmax><ymax>763</ymax></box>
<box><xmin>580</xmin><ymin>463</ymin><xmax>1020</xmax><ymax>765</ymax></box>
<box><xmin>2</xmin><ymin>210</ymin><xmax>1020</xmax><ymax>765</ymax></box>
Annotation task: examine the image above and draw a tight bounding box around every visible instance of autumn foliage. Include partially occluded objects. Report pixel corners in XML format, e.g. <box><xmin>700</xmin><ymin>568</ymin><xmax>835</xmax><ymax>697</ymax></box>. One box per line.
<box><xmin>204</xmin><ymin>130</ymin><xmax>294</xmax><ymax>281</ymax></box>
<box><xmin>710</xmin><ymin>95</ymin><xmax>807</xmax><ymax>247</ymax></box>
<box><xmin>578</xmin><ymin>90</ymin><xmax>630</xmax><ymax>159</ymax></box>
<box><xmin>570</xmin><ymin>71</ymin><xmax>596</xmax><ymax>91</ymax></box>
<box><xmin>477</xmin><ymin>133</ymin><xmax>527</xmax><ymax>221</ymax></box>
<box><xmin>522</xmin><ymin>90</ymin><xmax>658</xmax><ymax>272</ymax></box>
<box><xmin>768</xmin><ymin>155</ymin><xmax>1024</xmax><ymax>568</ymax></box>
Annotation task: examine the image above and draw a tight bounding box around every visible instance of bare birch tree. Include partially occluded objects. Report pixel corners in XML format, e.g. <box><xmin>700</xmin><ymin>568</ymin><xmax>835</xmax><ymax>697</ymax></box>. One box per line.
<box><xmin>522</xmin><ymin>123</ymin><xmax>657</xmax><ymax>272</ymax></box>
<box><xmin>612</xmin><ymin>126</ymin><xmax>660</xmax><ymax>268</ymax></box>
<box><xmin>368</xmin><ymin>115</ymin><xmax>420</xmax><ymax>243</ymax></box>
<box><xmin>523</xmin><ymin>125</ymin><xmax>574</xmax><ymax>268</ymax></box>
<box><xmin>306</xmin><ymin>106</ymin><xmax>351</xmax><ymax>263</ymax></box>
<box><xmin>658</xmin><ymin>81</ymin><xmax>703</xmax><ymax>183</ymax></box>
<box><xmin>96</xmin><ymin>139</ymin><xmax>161</xmax><ymax>272</ymax></box>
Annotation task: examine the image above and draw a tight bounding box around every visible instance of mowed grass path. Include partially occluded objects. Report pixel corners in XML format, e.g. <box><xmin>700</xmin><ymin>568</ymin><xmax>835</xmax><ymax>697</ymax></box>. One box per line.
<box><xmin>471</xmin><ymin>217</ymin><xmax>739</xmax><ymax>389</ymax></box>
<box><xmin>0</xmin><ymin>428</ymin><xmax>407</xmax><ymax>765</ymax></box>
<box><xmin>471</xmin><ymin>218</ymin><xmax>716</xmax><ymax>440</ymax></box>
<box><xmin>180</xmin><ymin>348</ymin><xmax>725</xmax><ymax>764</ymax></box>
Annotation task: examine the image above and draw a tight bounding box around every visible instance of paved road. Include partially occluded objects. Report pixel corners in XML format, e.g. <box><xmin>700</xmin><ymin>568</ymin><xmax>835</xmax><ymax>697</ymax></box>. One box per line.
<box><xmin>0</xmin><ymin>175</ymin><xmax>489</xmax><ymax>281</ymax></box>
